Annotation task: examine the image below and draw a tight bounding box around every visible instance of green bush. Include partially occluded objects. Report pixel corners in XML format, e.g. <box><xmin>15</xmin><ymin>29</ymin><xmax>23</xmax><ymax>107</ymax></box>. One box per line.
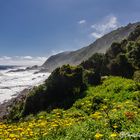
<box><xmin>133</xmin><ymin>70</ymin><xmax>140</xmax><ymax>82</ymax></box>
<box><xmin>22</xmin><ymin>85</ymin><xmax>47</xmax><ymax>116</ymax></box>
<box><xmin>128</xmin><ymin>25</ymin><xmax>140</xmax><ymax>41</ymax></box>
<box><xmin>91</xmin><ymin>96</ymin><xmax>104</xmax><ymax>111</ymax></box>
<box><xmin>80</xmin><ymin>53</ymin><xmax>105</xmax><ymax>73</ymax></box>
<box><xmin>107</xmin><ymin>54</ymin><xmax>134</xmax><ymax>78</ymax></box>
<box><xmin>83</xmin><ymin>70</ymin><xmax>101</xmax><ymax>86</ymax></box>
<box><xmin>22</xmin><ymin>65</ymin><xmax>87</xmax><ymax>116</ymax></box>
<box><xmin>127</xmin><ymin>42</ymin><xmax>140</xmax><ymax>69</ymax></box>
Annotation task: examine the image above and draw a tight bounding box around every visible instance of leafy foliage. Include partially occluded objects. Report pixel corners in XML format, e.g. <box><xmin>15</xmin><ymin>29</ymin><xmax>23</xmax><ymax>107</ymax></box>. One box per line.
<box><xmin>22</xmin><ymin>65</ymin><xmax>87</xmax><ymax>116</ymax></box>
<box><xmin>1</xmin><ymin>77</ymin><xmax>140</xmax><ymax>139</ymax></box>
<box><xmin>83</xmin><ymin>70</ymin><xmax>101</xmax><ymax>85</ymax></box>
<box><xmin>133</xmin><ymin>70</ymin><xmax>140</xmax><ymax>82</ymax></box>
<box><xmin>8</xmin><ymin>65</ymin><xmax>101</xmax><ymax>118</ymax></box>
<box><xmin>128</xmin><ymin>25</ymin><xmax>140</xmax><ymax>41</ymax></box>
<box><xmin>80</xmin><ymin>25</ymin><xmax>140</xmax><ymax>78</ymax></box>
<box><xmin>81</xmin><ymin>53</ymin><xmax>105</xmax><ymax>73</ymax></box>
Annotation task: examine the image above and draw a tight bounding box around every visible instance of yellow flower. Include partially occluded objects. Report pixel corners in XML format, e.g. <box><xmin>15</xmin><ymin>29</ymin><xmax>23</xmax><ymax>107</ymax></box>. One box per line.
<box><xmin>95</xmin><ymin>133</ymin><xmax>103</xmax><ymax>139</ymax></box>
<box><xmin>51</xmin><ymin>124</ymin><xmax>58</xmax><ymax>127</ymax></box>
<box><xmin>102</xmin><ymin>105</ymin><xmax>108</xmax><ymax>109</ymax></box>
<box><xmin>112</xmin><ymin>109</ymin><xmax>117</xmax><ymax>112</ymax></box>
<box><xmin>116</xmin><ymin>104</ymin><xmax>122</xmax><ymax>109</ymax></box>
<box><xmin>43</xmin><ymin>132</ymin><xmax>48</xmax><ymax>136</ymax></box>
<box><xmin>125</xmin><ymin>101</ymin><xmax>130</xmax><ymax>104</ymax></box>
<box><xmin>91</xmin><ymin>112</ymin><xmax>102</xmax><ymax>119</ymax></box>
<box><xmin>9</xmin><ymin>133</ymin><xmax>17</xmax><ymax>138</ymax></box>
<box><xmin>134</xmin><ymin>111</ymin><xmax>138</xmax><ymax>114</ymax></box>
<box><xmin>104</xmin><ymin>98</ymin><xmax>109</xmax><ymax>101</ymax></box>
<box><xmin>39</xmin><ymin>115</ymin><xmax>44</xmax><ymax>119</ymax></box>
<box><xmin>104</xmin><ymin>123</ymin><xmax>108</xmax><ymax>126</ymax></box>
<box><xmin>113</xmin><ymin>125</ymin><xmax>118</xmax><ymax>129</ymax></box>
<box><xmin>110</xmin><ymin>133</ymin><xmax>118</xmax><ymax>138</ymax></box>
<box><xmin>17</xmin><ymin>127</ymin><xmax>24</xmax><ymax>131</ymax></box>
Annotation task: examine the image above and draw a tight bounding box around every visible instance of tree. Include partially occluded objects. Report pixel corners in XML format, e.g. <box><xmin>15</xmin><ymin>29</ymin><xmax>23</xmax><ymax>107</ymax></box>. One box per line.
<box><xmin>107</xmin><ymin>54</ymin><xmax>134</xmax><ymax>78</ymax></box>
<box><xmin>81</xmin><ymin>53</ymin><xmax>105</xmax><ymax>73</ymax></box>
<box><xmin>127</xmin><ymin>42</ymin><xmax>140</xmax><ymax>69</ymax></box>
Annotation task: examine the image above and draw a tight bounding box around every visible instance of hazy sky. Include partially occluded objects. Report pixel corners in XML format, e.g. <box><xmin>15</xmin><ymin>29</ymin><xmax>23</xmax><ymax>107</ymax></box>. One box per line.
<box><xmin>0</xmin><ymin>0</ymin><xmax>140</xmax><ymax>65</ymax></box>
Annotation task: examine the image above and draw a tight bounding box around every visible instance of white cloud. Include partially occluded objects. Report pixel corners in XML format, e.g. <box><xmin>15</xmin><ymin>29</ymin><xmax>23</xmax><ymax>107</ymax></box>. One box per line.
<box><xmin>3</xmin><ymin>56</ymin><xmax>12</xmax><ymax>60</ymax></box>
<box><xmin>78</xmin><ymin>20</ymin><xmax>86</xmax><ymax>24</ymax></box>
<box><xmin>90</xmin><ymin>15</ymin><xmax>119</xmax><ymax>39</ymax></box>
<box><xmin>51</xmin><ymin>50</ymin><xmax>67</xmax><ymax>55</ymax></box>
<box><xmin>0</xmin><ymin>56</ymin><xmax>48</xmax><ymax>66</ymax></box>
<box><xmin>91</xmin><ymin>32</ymin><xmax>103</xmax><ymax>39</ymax></box>
<box><xmin>36</xmin><ymin>57</ymin><xmax>47</xmax><ymax>61</ymax></box>
<box><xmin>22</xmin><ymin>56</ymin><xmax>33</xmax><ymax>60</ymax></box>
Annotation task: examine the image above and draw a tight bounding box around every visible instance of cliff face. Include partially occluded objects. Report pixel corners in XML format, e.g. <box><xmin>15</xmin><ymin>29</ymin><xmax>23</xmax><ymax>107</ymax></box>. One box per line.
<box><xmin>42</xmin><ymin>22</ymin><xmax>140</xmax><ymax>72</ymax></box>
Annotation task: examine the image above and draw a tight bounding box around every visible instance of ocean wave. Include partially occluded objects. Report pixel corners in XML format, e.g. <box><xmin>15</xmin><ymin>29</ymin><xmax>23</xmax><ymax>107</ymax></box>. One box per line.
<box><xmin>0</xmin><ymin>66</ymin><xmax>50</xmax><ymax>103</ymax></box>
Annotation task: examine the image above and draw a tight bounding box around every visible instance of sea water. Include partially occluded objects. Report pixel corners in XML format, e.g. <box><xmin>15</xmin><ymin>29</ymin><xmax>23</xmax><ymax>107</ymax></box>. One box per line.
<box><xmin>0</xmin><ymin>66</ymin><xmax>50</xmax><ymax>103</ymax></box>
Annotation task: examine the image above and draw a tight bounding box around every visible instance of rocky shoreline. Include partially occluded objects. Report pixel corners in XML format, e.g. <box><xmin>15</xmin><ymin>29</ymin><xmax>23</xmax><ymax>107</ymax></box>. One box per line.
<box><xmin>0</xmin><ymin>88</ymin><xmax>31</xmax><ymax>121</ymax></box>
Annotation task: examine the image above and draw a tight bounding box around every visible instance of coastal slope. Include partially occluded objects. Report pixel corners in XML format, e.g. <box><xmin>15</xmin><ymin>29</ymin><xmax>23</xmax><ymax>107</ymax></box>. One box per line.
<box><xmin>43</xmin><ymin>22</ymin><xmax>140</xmax><ymax>71</ymax></box>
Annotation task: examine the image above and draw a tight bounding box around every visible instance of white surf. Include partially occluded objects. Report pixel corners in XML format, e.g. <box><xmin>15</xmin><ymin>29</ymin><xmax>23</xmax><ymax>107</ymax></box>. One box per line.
<box><xmin>0</xmin><ymin>67</ymin><xmax>50</xmax><ymax>103</ymax></box>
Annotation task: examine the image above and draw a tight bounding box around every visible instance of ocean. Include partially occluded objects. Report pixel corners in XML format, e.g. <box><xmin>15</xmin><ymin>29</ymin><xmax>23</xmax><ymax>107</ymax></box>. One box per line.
<box><xmin>0</xmin><ymin>65</ymin><xmax>50</xmax><ymax>103</ymax></box>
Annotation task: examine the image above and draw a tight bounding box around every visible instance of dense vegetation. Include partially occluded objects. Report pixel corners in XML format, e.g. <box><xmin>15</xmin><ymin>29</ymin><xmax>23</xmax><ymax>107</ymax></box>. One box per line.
<box><xmin>0</xmin><ymin>25</ymin><xmax>140</xmax><ymax>139</ymax></box>
<box><xmin>1</xmin><ymin>77</ymin><xmax>140</xmax><ymax>139</ymax></box>
<box><xmin>8</xmin><ymin>65</ymin><xmax>101</xmax><ymax>120</ymax></box>
<box><xmin>81</xmin><ymin>25</ymin><xmax>140</xmax><ymax>79</ymax></box>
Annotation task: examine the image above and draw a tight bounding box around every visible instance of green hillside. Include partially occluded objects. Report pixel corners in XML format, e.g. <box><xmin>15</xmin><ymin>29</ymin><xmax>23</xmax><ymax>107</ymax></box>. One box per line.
<box><xmin>81</xmin><ymin>25</ymin><xmax>140</xmax><ymax>79</ymax></box>
<box><xmin>42</xmin><ymin>22</ymin><xmax>140</xmax><ymax>72</ymax></box>
<box><xmin>0</xmin><ymin>77</ymin><xmax>140</xmax><ymax>139</ymax></box>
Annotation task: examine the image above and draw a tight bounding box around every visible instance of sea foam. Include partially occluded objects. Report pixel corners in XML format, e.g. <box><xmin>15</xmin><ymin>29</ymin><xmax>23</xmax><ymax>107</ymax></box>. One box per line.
<box><xmin>0</xmin><ymin>67</ymin><xmax>50</xmax><ymax>103</ymax></box>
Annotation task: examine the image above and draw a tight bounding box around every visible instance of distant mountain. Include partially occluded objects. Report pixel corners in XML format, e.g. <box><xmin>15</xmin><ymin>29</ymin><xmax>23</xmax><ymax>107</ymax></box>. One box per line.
<box><xmin>42</xmin><ymin>22</ymin><xmax>140</xmax><ymax>72</ymax></box>
<box><xmin>0</xmin><ymin>65</ymin><xmax>18</xmax><ymax>70</ymax></box>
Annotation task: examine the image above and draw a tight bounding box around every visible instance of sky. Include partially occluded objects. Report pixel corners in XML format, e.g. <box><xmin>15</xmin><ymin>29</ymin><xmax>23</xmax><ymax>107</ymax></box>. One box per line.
<box><xmin>0</xmin><ymin>0</ymin><xmax>140</xmax><ymax>65</ymax></box>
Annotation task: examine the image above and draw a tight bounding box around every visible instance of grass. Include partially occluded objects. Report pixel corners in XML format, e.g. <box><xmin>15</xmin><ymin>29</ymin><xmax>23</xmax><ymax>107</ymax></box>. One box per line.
<box><xmin>0</xmin><ymin>76</ymin><xmax>140</xmax><ymax>139</ymax></box>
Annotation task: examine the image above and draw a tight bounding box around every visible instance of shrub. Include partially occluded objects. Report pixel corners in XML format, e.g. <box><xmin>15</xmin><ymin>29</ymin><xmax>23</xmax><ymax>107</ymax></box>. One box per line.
<box><xmin>80</xmin><ymin>53</ymin><xmax>105</xmax><ymax>73</ymax></box>
<box><xmin>22</xmin><ymin>65</ymin><xmax>87</xmax><ymax>116</ymax></box>
<box><xmin>107</xmin><ymin>54</ymin><xmax>134</xmax><ymax>78</ymax></box>
<box><xmin>106</xmin><ymin>42</ymin><xmax>122</xmax><ymax>59</ymax></box>
<box><xmin>83</xmin><ymin>70</ymin><xmax>101</xmax><ymax>86</ymax></box>
<box><xmin>22</xmin><ymin>85</ymin><xmax>47</xmax><ymax>116</ymax></box>
<box><xmin>127</xmin><ymin>42</ymin><xmax>140</xmax><ymax>69</ymax></box>
<box><xmin>128</xmin><ymin>25</ymin><xmax>140</xmax><ymax>41</ymax></box>
<box><xmin>92</xmin><ymin>96</ymin><xmax>104</xmax><ymax>111</ymax></box>
<box><xmin>133</xmin><ymin>70</ymin><xmax>140</xmax><ymax>82</ymax></box>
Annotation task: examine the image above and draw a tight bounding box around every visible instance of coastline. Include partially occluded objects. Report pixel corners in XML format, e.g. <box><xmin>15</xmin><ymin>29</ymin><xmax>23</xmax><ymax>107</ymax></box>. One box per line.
<box><xmin>0</xmin><ymin>69</ymin><xmax>51</xmax><ymax>120</ymax></box>
<box><xmin>0</xmin><ymin>88</ymin><xmax>31</xmax><ymax>121</ymax></box>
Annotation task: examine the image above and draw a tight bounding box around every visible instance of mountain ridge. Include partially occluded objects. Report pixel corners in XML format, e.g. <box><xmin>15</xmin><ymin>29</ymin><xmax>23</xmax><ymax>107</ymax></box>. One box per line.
<box><xmin>42</xmin><ymin>22</ymin><xmax>140</xmax><ymax>72</ymax></box>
